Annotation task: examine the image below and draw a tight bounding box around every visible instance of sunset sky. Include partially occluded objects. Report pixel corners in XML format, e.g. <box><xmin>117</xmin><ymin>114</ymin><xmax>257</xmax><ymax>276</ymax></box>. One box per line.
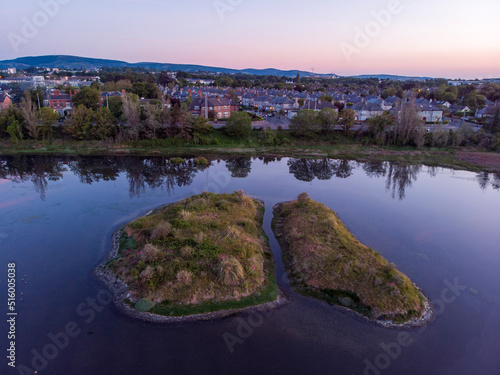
<box><xmin>1</xmin><ymin>0</ymin><xmax>499</xmax><ymax>78</ymax></box>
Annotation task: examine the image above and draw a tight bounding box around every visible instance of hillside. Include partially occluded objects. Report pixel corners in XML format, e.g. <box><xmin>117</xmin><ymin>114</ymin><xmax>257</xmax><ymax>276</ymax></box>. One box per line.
<box><xmin>0</xmin><ymin>55</ymin><xmax>331</xmax><ymax>78</ymax></box>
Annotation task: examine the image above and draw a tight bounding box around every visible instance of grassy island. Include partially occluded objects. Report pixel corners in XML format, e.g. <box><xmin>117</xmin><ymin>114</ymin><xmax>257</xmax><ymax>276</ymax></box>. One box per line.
<box><xmin>272</xmin><ymin>193</ymin><xmax>427</xmax><ymax>324</ymax></box>
<box><xmin>104</xmin><ymin>191</ymin><xmax>278</xmax><ymax>317</ymax></box>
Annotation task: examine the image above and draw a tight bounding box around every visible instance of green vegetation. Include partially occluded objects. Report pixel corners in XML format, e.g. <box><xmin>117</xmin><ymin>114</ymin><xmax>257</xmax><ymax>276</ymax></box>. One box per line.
<box><xmin>169</xmin><ymin>157</ymin><xmax>185</xmax><ymax>164</ymax></box>
<box><xmin>273</xmin><ymin>193</ymin><xmax>426</xmax><ymax>323</ymax></box>
<box><xmin>106</xmin><ymin>191</ymin><xmax>277</xmax><ymax>316</ymax></box>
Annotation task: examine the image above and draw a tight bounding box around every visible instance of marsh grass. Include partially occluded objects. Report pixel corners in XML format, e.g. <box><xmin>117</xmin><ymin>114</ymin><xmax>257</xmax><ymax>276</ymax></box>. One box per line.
<box><xmin>273</xmin><ymin>194</ymin><xmax>426</xmax><ymax>323</ymax></box>
<box><xmin>109</xmin><ymin>191</ymin><xmax>277</xmax><ymax>316</ymax></box>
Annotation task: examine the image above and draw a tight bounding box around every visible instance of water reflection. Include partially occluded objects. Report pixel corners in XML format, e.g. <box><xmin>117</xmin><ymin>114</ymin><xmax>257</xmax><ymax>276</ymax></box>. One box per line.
<box><xmin>0</xmin><ymin>155</ymin><xmax>66</xmax><ymax>200</ymax></box>
<box><xmin>1</xmin><ymin>156</ymin><xmax>498</xmax><ymax>201</ymax></box>
<box><xmin>226</xmin><ymin>157</ymin><xmax>252</xmax><ymax>178</ymax></box>
<box><xmin>476</xmin><ymin>171</ymin><xmax>500</xmax><ymax>191</ymax></box>
<box><xmin>287</xmin><ymin>159</ymin><xmax>353</xmax><ymax>181</ymax></box>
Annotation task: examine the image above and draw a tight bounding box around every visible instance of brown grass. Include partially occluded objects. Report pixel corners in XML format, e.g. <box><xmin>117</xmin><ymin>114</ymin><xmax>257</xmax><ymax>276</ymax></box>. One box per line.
<box><xmin>274</xmin><ymin>193</ymin><xmax>426</xmax><ymax>321</ymax></box>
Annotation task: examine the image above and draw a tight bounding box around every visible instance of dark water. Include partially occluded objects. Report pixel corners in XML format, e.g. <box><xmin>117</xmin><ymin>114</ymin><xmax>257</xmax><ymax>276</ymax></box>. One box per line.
<box><xmin>0</xmin><ymin>155</ymin><xmax>499</xmax><ymax>375</ymax></box>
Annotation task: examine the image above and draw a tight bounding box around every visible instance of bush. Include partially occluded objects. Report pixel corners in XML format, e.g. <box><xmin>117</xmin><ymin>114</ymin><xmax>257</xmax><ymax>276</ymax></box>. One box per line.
<box><xmin>218</xmin><ymin>256</ymin><xmax>245</xmax><ymax>285</ymax></box>
<box><xmin>134</xmin><ymin>298</ymin><xmax>156</xmax><ymax>312</ymax></box>
<box><xmin>297</xmin><ymin>192</ymin><xmax>310</xmax><ymax>203</ymax></box>
<box><xmin>194</xmin><ymin>157</ymin><xmax>209</xmax><ymax>165</ymax></box>
<box><xmin>151</xmin><ymin>221</ymin><xmax>172</xmax><ymax>240</ymax></box>
<box><xmin>225</xmin><ymin>112</ymin><xmax>252</xmax><ymax>138</ymax></box>
<box><xmin>169</xmin><ymin>157</ymin><xmax>185</xmax><ymax>164</ymax></box>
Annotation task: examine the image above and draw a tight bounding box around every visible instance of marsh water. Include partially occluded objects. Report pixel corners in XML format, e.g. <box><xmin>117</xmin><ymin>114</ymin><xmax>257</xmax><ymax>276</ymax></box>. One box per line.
<box><xmin>0</xmin><ymin>155</ymin><xmax>499</xmax><ymax>375</ymax></box>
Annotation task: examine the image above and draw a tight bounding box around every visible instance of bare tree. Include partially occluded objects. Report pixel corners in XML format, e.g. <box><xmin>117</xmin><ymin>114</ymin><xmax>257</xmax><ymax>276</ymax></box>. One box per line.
<box><xmin>393</xmin><ymin>95</ymin><xmax>425</xmax><ymax>147</ymax></box>
<box><xmin>20</xmin><ymin>92</ymin><xmax>39</xmax><ymax>140</ymax></box>
<box><xmin>122</xmin><ymin>94</ymin><xmax>141</xmax><ymax>141</ymax></box>
<box><xmin>143</xmin><ymin>103</ymin><xmax>162</xmax><ymax>139</ymax></box>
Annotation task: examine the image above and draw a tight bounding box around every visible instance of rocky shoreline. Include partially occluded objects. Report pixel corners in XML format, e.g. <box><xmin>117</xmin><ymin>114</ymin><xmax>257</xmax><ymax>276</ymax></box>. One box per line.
<box><xmin>95</xmin><ymin>214</ymin><xmax>286</xmax><ymax>324</ymax></box>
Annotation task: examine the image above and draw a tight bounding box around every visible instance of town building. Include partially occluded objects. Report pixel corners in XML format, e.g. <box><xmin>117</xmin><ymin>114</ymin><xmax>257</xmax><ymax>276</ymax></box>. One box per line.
<box><xmin>189</xmin><ymin>97</ymin><xmax>238</xmax><ymax>119</ymax></box>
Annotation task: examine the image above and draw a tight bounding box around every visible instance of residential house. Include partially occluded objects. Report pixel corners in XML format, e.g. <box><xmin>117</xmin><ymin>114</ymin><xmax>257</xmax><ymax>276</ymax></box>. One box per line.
<box><xmin>242</xmin><ymin>93</ymin><xmax>257</xmax><ymax>107</ymax></box>
<box><xmin>254</xmin><ymin>95</ymin><xmax>274</xmax><ymax>111</ymax></box>
<box><xmin>270</xmin><ymin>96</ymin><xmax>295</xmax><ymax>112</ymax></box>
<box><xmin>44</xmin><ymin>89</ymin><xmax>78</xmax><ymax>116</ymax></box>
<box><xmin>449</xmin><ymin>104</ymin><xmax>471</xmax><ymax>114</ymax></box>
<box><xmin>350</xmin><ymin>102</ymin><xmax>384</xmax><ymax>122</ymax></box>
<box><xmin>414</xmin><ymin>102</ymin><xmax>444</xmax><ymax>122</ymax></box>
<box><xmin>475</xmin><ymin>105</ymin><xmax>498</xmax><ymax>118</ymax></box>
<box><xmin>300</xmin><ymin>100</ymin><xmax>338</xmax><ymax>112</ymax></box>
<box><xmin>189</xmin><ymin>97</ymin><xmax>238</xmax><ymax>119</ymax></box>
<box><xmin>0</xmin><ymin>92</ymin><xmax>12</xmax><ymax>111</ymax></box>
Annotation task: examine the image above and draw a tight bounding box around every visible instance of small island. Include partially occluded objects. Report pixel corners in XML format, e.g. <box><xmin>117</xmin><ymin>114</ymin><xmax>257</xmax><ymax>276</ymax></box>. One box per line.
<box><xmin>272</xmin><ymin>193</ymin><xmax>432</xmax><ymax>326</ymax></box>
<box><xmin>97</xmin><ymin>191</ymin><xmax>279</xmax><ymax>321</ymax></box>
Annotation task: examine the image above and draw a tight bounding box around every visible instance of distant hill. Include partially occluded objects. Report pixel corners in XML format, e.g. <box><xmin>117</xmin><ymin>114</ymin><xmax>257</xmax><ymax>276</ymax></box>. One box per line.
<box><xmin>0</xmin><ymin>55</ymin><xmax>334</xmax><ymax>78</ymax></box>
<box><xmin>348</xmin><ymin>74</ymin><xmax>434</xmax><ymax>81</ymax></box>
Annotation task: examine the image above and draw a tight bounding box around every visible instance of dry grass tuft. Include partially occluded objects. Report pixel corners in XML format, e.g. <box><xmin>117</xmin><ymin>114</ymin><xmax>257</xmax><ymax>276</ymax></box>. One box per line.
<box><xmin>218</xmin><ymin>256</ymin><xmax>245</xmax><ymax>286</ymax></box>
<box><xmin>176</xmin><ymin>270</ymin><xmax>193</xmax><ymax>286</ymax></box>
<box><xmin>151</xmin><ymin>221</ymin><xmax>172</xmax><ymax>240</ymax></box>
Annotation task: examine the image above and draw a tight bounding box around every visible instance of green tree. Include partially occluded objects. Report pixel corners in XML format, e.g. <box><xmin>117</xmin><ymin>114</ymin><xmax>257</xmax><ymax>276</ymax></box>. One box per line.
<box><xmin>290</xmin><ymin>110</ymin><xmax>319</xmax><ymax>138</ymax></box>
<box><xmin>72</xmin><ymin>87</ymin><xmax>100</xmax><ymax>110</ymax></box>
<box><xmin>316</xmin><ymin>107</ymin><xmax>338</xmax><ymax>133</ymax></box>
<box><xmin>367</xmin><ymin>112</ymin><xmax>393</xmax><ymax>145</ymax></box>
<box><xmin>338</xmin><ymin>109</ymin><xmax>356</xmax><ymax>133</ymax></box>
<box><xmin>191</xmin><ymin>115</ymin><xmax>213</xmax><ymax>135</ymax></box>
<box><xmin>92</xmin><ymin>107</ymin><xmax>115</xmax><ymax>140</ymax></box>
<box><xmin>6</xmin><ymin>115</ymin><xmax>23</xmax><ymax>143</ymax></box>
<box><xmin>464</xmin><ymin>92</ymin><xmax>486</xmax><ymax>111</ymax></box>
<box><xmin>38</xmin><ymin>107</ymin><xmax>60</xmax><ymax>140</ymax></box>
<box><xmin>107</xmin><ymin>96</ymin><xmax>124</xmax><ymax>121</ymax></box>
<box><xmin>64</xmin><ymin>105</ymin><xmax>94</xmax><ymax>140</ymax></box>
<box><xmin>28</xmin><ymin>88</ymin><xmax>44</xmax><ymax>109</ymax></box>
<box><xmin>225</xmin><ymin>112</ymin><xmax>252</xmax><ymax>138</ymax></box>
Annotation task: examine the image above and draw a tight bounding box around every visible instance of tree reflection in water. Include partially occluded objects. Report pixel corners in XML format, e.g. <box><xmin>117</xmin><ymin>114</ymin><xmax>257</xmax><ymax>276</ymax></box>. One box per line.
<box><xmin>0</xmin><ymin>156</ymin><xmax>211</xmax><ymax>200</ymax></box>
<box><xmin>225</xmin><ymin>157</ymin><xmax>252</xmax><ymax>178</ymax></box>
<box><xmin>0</xmin><ymin>155</ymin><xmax>66</xmax><ymax>200</ymax></box>
<box><xmin>476</xmin><ymin>171</ymin><xmax>500</xmax><ymax>191</ymax></box>
<box><xmin>1</xmin><ymin>156</ymin><xmax>497</xmax><ymax>201</ymax></box>
<box><xmin>385</xmin><ymin>163</ymin><xmax>422</xmax><ymax>200</ymax></box>
<box><xmin>287</xmin><ymin>159</ymin><xmax>353</xmax><ymax>182</ymax></box>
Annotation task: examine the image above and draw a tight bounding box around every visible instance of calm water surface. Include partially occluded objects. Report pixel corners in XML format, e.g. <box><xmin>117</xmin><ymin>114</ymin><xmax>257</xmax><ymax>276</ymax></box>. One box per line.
<box><xmin>0</xmin><ymin>155</ymin><xmax>499</xmax><ymax>375</ymax></box>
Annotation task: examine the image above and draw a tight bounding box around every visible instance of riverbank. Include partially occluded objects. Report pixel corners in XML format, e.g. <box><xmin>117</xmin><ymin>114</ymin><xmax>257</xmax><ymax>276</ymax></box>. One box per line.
<box><xmin>95</xmin><ymin>194</ymin><xmax>285</xmax><ymax>323</ymax></box>
<box><xmin>1</xmin><ymin>140</ymin><xmax>499</xmax><ymax>173</ymax></box>
<box><xmin>272</xmin><ymin>196</ymin><xmax>434</xmax><ymax>328</ymax></box>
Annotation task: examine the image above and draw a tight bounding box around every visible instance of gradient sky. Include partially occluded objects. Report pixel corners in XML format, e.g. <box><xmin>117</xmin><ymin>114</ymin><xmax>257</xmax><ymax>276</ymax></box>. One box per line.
<box><xmin>1</xmin><ymin>0</ymin><xmax>499</xmax><ymax>78</ymax></box>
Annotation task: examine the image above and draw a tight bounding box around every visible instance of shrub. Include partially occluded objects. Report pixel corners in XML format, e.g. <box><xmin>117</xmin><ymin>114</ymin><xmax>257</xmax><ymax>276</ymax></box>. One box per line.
<box><xmin>140</xmin><ymin>266</ymin><xmax>155</xmax><ymax>283</ymax></box>
<box><xmin>170</xmin><ymin>157</ymin><xmax>185</xmax><ymax>164</ymax></box>
<box><xmin>150</xmin><ymin>221</ymin><xmax>172</xmax><ymax>240</ymax></box>
<box><xmin>225</xmin><ymin>112</ymin><xmax>252</xmax><ymax>138</ymax></box>
<box><xmin>194</xmin><ymin>157</ymin><xmax>209</xmax><ymax>165</ymax></box>
<box><xmin>140</xmin><ymin>244</ymin><xmax>161</xmax><ymax>262</ymax></box>
<box><xmin>176</xmin><ymin>270</ymin><xmax>193</xmax><ymax>286</ymax></box>
<box><xmin>297</xmin><ymin>192</ymin><xmax>310</xmax><ymax>203</ymax></box>
<box><xmin>135</xmin><ymin>298</ymin><xmax>156</xmax><ymax>312</ymax></box>
<box><xmin>218</xmin><ymin>256</ymin><xmax>245</xmax><ymax>285</ymax></box>
<box><xmin>180</xmin><ymin>246</ymin><xmax>194</xmax><ymax>258</ymax></box>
